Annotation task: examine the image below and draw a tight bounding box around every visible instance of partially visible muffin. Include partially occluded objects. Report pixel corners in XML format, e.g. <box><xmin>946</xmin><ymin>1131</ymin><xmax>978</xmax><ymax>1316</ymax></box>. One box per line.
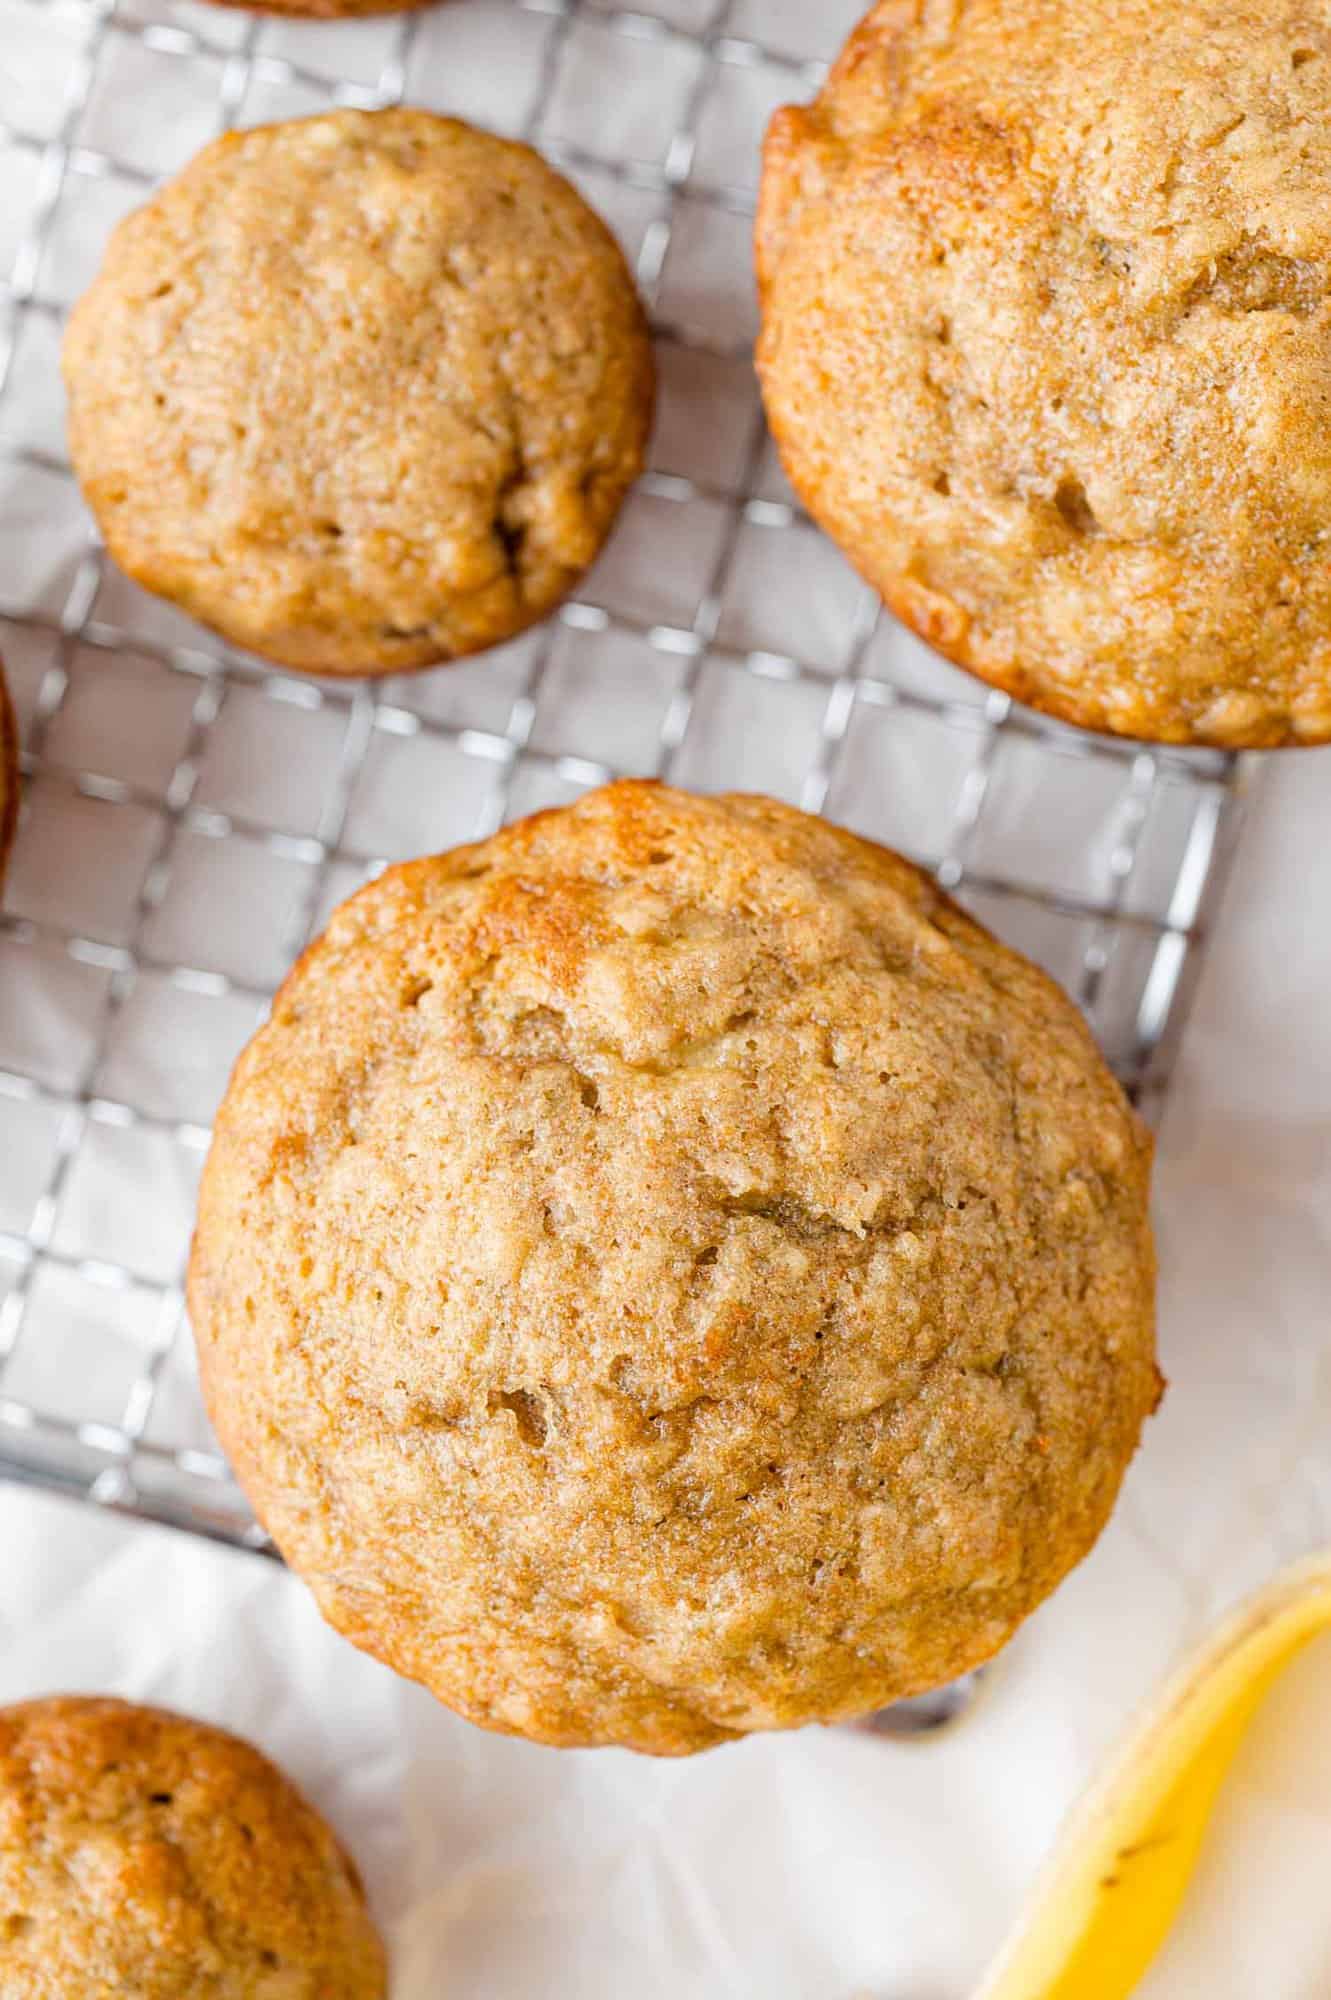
<box><xmin>190</xmin><ymin>780</ymin><xmax>1158</xmax><ymax>1756</ymax></box>
<box><xmin>0</xmin><ymin>661</ymin><xmax>16</xmax><ymax>887</ymax></box>
<box><xmin>0</xmin><ymin>1696</ymin><xmax>386</xmax><ymax>1996</ymax></box>
<box><xmin>757</xmin><ymin>1</ymin><xmax>1331</xmax><ymax>747</ymax></box>
<box><xmin>214</xmin><ymin>0</ymin><xmax>426</xmax><ymax>18</ymax></box>
<box><xmin>63</xmin><ymin>111</ymin><xmax>654</xmax><ymax>676</ymax></box>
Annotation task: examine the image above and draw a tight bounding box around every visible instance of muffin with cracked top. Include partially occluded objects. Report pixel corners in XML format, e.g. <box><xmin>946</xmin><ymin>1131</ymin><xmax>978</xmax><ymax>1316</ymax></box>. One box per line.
<box><xmin>63</xmin><ymin>110</ymin><xmax>653</xmax><ymax>677</ymax></box>
<box><xmin>758</xmin><ymin>0</ymin><xmax>1331</xmax><ymax>747</ymax></box>
<box><xmin>190</xmin><ymin>781</ymin><xmax>1159</xmax><ymax>1755</ymax></box>
<box><xmin>0</xmin><ymin>1695</ymin><xmax>386</xmax><ymax>1995</ymax></box>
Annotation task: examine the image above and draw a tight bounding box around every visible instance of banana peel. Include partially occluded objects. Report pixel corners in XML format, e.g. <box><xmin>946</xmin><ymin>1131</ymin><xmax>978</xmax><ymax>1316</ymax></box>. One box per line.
<box><xmin>977</xmin><ymin>1551</ymin><xmax>1331</xmax><ymax>2000</ymax></box>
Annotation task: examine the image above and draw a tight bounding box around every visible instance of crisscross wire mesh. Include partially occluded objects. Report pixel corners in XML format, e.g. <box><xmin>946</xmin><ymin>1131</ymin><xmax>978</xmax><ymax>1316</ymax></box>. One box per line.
<box><xmin>0</xmin><ymin>0</ymin><xmax>1244</xmax><ymax>1547</ymax></box>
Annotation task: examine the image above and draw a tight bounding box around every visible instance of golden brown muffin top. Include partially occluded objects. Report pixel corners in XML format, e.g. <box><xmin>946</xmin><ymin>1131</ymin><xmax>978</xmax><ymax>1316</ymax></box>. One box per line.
<box><xmin>63</xmin><ymin>110</ymin><xmax>653</xmax><ymax>676</ymax></box>
<box><xmin>190</xmin><ymin>783</ymin><xmax>1157</xmax><ymax>1754</ymax></box>
<box><xmin>758</xmin><ymin>0</ymin><xmax>1331</xmax><ymax>747</ymax></box>
<box><xmin>0</xmin><ymin>1696</ymin><xmax>386</xmax><ymax>1996</ymax></box>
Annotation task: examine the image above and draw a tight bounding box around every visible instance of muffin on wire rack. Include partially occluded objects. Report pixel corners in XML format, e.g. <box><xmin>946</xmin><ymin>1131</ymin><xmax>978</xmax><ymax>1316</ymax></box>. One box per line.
<box><xmin>758</xmin><ymin>0</ymin><xmax>1331</xmax><ymax>748</ymax></box>
<box><xmin>0</xmin><ymin>1696</ymin><xmax>386</xmax><ymax>1996</ymax></box>
<box><xmin>63</xmin><ymin>110</ymin><xmax>654</xmax><ymax>678</ymax></box>
<box><xmin>212</xmin><ymin>0</ymin><xmax>430</xmax><ymax>19</ymax></box>
<box><xmin>190</xmin><ymin>781</ymin><xmax>1159</xmax><ymax>1756</ymax></box>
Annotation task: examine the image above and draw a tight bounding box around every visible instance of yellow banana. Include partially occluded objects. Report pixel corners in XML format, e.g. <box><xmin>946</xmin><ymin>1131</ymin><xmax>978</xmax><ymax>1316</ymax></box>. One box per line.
<box><xmin>978</xmin><ymin>1550</ymin><xmax>1331</xmax><ymax>2000</ymax></box>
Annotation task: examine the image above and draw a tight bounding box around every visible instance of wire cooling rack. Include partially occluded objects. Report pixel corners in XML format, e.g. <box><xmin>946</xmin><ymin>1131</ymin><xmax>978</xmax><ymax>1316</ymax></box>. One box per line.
<box><xmin>0</xmin><ymin>0</ymin><xmax>1246</xmax><ymax>1551</ymax></box>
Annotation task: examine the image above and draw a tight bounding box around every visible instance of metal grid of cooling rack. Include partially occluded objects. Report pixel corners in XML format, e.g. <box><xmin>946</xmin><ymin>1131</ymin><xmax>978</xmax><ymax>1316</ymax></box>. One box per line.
<box><xmin>0</xmin><ymin>0</ymin><xmax>1246</xmax><ymax>1549</ymax></box>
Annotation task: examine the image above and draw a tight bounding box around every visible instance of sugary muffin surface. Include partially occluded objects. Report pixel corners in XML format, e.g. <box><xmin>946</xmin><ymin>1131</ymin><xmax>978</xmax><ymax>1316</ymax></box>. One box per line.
<box><xmin>758</xmin><ymin>0</ymin><xmax>1331</xmax><ymax>747</ymax></box>
<box><xmin>63</xmin><ymin>110</ymin><xmax>653</xmax><ymax>676</ymax></box>
<box><xmin>0</xmin><ymin>1696</ymin><xmax>386</xmax><ymax>1996</ymax></box>
<box><xmin>190</xmin><ymin>782</ymin><xmax>1158</xmax><ymax>1754</ymax></box>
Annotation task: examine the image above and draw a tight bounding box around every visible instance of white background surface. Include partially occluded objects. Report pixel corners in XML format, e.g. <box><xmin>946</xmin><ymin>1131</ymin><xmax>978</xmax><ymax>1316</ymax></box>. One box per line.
<box><xmin>5</xmin><ymin>749</ymin><xmax>1331</xmax><ymax>1999</ymax></box>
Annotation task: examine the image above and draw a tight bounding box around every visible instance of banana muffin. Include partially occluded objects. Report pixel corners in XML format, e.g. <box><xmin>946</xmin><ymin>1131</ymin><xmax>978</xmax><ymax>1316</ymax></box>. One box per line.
<box><xmin>0</xmin><ymin>661</ymin><xmax>16</xmax><ymax>887</ymax></box>
<box><xmin>0</xmin><ymin>1696</ymin><xmax>386</xmax><ymax>1995</ymax></box>
<box><xmin>214</xmin><ymin>0</ymin><xmax>427</xmax><ymax>18</ymax></box>
<box><xmin>758</xmin><ymin>1</ymin><xmax>1331</xmax><ymax>748</ymax></box>
<box><xmin>63</xmin><ymin>111</ymin><xmax>653</xmax><ymax>676</ymax></box>
<box><xmin>190</xmin><ymin>782</ymin><xmax>1158</xmax><ymax>1755</ymax></box>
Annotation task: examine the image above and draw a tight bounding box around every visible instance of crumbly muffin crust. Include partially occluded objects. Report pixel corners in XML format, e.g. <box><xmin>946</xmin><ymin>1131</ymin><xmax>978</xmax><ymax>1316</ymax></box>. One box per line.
<box><xmin>0</xmin><ymin>1696</ymin><xmax>386</xmax><ymax>1996</ymax></box>
<box><xmin>63</xmin><ymin>111</ymin><xmax>653</xmax><ymax>676</ymax></box>
<box><xmin>757</xmin><ymin>1</ymin><xmax>1331</xmax><ymax>747</ymax></box>
<box><xmin>190</xmin><ymin>782</ymin><xmax>1158</xmax><ymax>1755</ymax></box>
<box><xmin>0</xmin><ymin>662</ymin><xmax>16</xmax><ymax>888</ymax></box>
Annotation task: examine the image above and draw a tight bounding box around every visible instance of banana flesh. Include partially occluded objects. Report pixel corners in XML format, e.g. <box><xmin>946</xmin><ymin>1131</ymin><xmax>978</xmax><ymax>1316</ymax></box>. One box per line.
<box><xmin>978</xmin><ymin>1551</ymin><xmax>1331</xmax><ymax>2000</ymax></box>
